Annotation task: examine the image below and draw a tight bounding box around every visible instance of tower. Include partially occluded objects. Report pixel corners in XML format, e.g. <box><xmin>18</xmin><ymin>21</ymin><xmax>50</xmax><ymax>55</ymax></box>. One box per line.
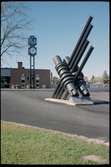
<box><xmin>28</xmin><ymin>35</ymin><xmax>37</xmax><ymax>88</ymax></box>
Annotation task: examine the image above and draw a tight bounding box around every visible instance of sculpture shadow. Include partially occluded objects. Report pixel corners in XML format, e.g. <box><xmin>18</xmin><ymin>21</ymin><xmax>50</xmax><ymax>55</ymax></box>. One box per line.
<box><xmin>93</xmin><ymin>100</ymin><xmax>109</xmax><ymax>105</ymax></box>
<box><xmin>77</xmin><ymin>99</ymin><xmax>109</xmax><ymax>114</ymax></box>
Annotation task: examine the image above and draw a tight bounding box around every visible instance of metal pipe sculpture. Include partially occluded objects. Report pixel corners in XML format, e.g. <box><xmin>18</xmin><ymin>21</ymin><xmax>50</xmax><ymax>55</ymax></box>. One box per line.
<box><xmin>52</xmin><ymin>16</ymin><xmax>94</xmax><ymax>102</ymax></box>
<box><xmin>53</xmin><ymin>55</ymin><xmax>79</xmax><ymax>97</ymax></box>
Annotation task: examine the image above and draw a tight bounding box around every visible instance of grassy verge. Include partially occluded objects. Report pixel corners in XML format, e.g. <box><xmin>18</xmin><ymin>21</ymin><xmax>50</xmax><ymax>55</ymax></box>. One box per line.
<box><xmin>1</xmin><ymin>121</ymin><xmax>109</xmax><ymax>164</ymax></box>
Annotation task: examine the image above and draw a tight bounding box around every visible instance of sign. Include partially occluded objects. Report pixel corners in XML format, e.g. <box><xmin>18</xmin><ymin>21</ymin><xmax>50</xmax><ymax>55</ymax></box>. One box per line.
<box><xmin>28</xmin><ymin>35</ymin><xmax>37</xmax><ymax>46</ymax></box>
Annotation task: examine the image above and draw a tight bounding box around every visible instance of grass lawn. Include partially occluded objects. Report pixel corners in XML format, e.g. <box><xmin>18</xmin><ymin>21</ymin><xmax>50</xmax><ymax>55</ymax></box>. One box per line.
<box><xmin>1</xmin><ymin>121</ymin><xmax>109</xmax><ymax>165</ymax></box>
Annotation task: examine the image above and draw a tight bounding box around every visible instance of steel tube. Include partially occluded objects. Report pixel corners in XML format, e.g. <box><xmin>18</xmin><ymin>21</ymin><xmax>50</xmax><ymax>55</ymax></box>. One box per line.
<box><xmin>75</xmin><ymin>46</ymin><xmax>94</xmax><ymax>79</ymax></box>
<box><xmin>75</xmin><ymin>46</ymin><xmax>94</xmax><ymax>96</ymax></box>
<box><xmin>57</xmin><ymin>25</ymin><xmax>92</xmax><ymax>98</ymax></box>
<box><xmin>53</xmin><ymin>39</ymin><xmax>88</xmax><ymax>98</ymax></box>
<box><xmin>70</xmin><ymin>25</ymin><xmax>93</xmax><ymax>70</ymax></box>
<box><xmin>52</xmin><ymin>16</ymin><xmax>93</xmax><ymax>98</ymax></box>
<box><xmin>57</xmin><ymin>40</ymin><xmax>89</xmax><ymax>99</ymax></box>
<box><xmin>69</xmin><ymin>16</ymin><xmax>93</xmax><ymax>66</ymax></box>
<box><xmin>53</xmin><ymin>56</ymin><xmax>79</xmax><ymax>97</ymax></box>
<box><xmin>52</xmin><ymin>17</ymin><xmax>93</xmax><ymax>98</ymax></box>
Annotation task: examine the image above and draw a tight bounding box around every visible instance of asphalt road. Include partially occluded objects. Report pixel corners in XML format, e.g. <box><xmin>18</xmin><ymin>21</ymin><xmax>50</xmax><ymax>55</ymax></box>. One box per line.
<box><xmin>1</xmin><ymin>89</ymin><xmax>109</xmax><ymax>142</ymax></box>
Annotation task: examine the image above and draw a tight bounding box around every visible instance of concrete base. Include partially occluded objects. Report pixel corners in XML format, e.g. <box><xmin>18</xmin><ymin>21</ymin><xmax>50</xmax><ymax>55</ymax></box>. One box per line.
<box><xmin>68</xmin><ymin>96</ymin><xmax>94</xmax><ymax>105</ymax></box>
<box><xmin>45</xmin><ymin>98</ymin><xmax>69</xmax><ymax>105</ymax></box>
<box><xmin>45</xmin><ymin>96</ymin><xmax>94</xmax><ymax>106</ymax></box>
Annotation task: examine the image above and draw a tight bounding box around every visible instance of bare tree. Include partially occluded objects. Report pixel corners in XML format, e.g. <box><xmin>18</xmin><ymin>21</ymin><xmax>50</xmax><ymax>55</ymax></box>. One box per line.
<box><xmin>102</xmin><ymin>70</ymin><xmax>109</xmax><ymax>84</ymax></box>
<box><xmin>90</xmin><ymin>75</ymin><xmax>96</xmax><ymax>83</ymax></box>
<box><xmin>1</xmin><ymin>2</ymin><xmax>30</xmax><ymax>57</ymax></box>
<box><xmin>52</xmin><ymin>76</ymin><xmax>60</xmax><ymax>88</ymax></box>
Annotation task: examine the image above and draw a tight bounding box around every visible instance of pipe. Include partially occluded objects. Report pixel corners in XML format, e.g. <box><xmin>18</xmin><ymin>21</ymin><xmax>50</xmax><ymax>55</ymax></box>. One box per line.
<box><xmin>53</xmin><ymin>55</ymin><xmax>79</xmax><ymax>97</ymax></box>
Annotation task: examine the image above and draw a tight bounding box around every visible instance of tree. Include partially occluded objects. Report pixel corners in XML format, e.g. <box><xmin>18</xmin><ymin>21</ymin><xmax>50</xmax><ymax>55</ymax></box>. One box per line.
<box><xmin>84</xmin><ymin>76</ymin><xmax>89</xmax><ymax>82</ymax></box>
<box><xmin>52</xmin><ymin>76</ymin><xmax>59</xmax><ymax>88</ymax></box>
<box><xmin>90</xmin><ymin>75</ymin><xmax>96</xmax><ymax>83</ymax></box>
<box><xmin>102</xmin><ymin>70</ymin><xmax>109</xmax><ymax>84</ymax></box>
<box><xmin>1</xmin><ymin>2</ymin><xmax>30</xmax><ymax>58</ymax></box>
<box><xmin>94</xmin><ymin>76</ymin><xmax>102</xmax><ymax>83</ymax></box>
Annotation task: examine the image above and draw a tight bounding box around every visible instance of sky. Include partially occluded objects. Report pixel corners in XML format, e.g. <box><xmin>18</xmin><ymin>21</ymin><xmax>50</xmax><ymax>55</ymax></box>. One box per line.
<box><xmin>2</xmin><ymin>1</ymin><xmax>109</xmax><ymax>79</ymax></box>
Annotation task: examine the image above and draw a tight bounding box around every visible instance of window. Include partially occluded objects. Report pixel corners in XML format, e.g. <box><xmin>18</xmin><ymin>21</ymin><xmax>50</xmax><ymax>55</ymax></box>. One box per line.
<box><xmin>36</xmin><ymin>84</ymin><xmax>39</xmax><ymax>87</ymax></box>
<box><xmin>21</xmin><ymin>80</ymin><xmax>25</xmax><ymax>83</ymax></box>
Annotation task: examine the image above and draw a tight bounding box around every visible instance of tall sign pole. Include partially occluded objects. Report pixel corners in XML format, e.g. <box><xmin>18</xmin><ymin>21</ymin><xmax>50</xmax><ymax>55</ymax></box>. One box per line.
<box><xmin>28</xmin><ymin>35</ymin><xmax>37</xmax><ymax>88</ymax></box>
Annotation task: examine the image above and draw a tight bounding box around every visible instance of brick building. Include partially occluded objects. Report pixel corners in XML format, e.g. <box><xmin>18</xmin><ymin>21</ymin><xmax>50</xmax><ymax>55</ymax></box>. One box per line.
<box><xmin>1</xmin><ymin>62</ymin><xmax>52</xmax><ymax>88</ymax></box>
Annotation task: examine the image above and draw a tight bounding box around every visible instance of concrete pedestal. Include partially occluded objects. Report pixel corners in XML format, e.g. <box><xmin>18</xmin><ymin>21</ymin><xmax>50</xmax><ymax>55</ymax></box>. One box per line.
<box><xmin>45</xmin><ymin>96</ymin><xmax>93</xmax><ymax>106</ymax></box>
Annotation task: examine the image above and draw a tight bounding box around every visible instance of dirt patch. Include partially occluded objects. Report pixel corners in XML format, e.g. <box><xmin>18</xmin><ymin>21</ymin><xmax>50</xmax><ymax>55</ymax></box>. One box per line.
<box><xmin>81</xmin><ymin>155</ymin><xmax>107</xmax><ymax>163</ymax></box>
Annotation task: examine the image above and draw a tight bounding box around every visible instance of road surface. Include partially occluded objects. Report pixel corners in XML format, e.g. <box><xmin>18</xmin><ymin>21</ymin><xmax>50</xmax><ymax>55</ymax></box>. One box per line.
<box><xmin>1</xmin><ymin>89</ymin><xmax>109</xmax><ymax>142</ymax></box>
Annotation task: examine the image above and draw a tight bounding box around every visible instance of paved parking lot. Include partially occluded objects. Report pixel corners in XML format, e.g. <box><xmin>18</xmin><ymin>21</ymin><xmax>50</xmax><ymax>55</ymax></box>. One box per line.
<box><xmin>1</xmin><ymin>89</ymin><xmax>109</xmax><ymax>142</ymax></box>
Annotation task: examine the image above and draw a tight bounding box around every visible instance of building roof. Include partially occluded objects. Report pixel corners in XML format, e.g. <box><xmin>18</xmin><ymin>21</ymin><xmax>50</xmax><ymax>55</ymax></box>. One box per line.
<box><xmin>1</xmin><ymin>67</ymin><xmax>51</xmax><ymax>77</ymax></box>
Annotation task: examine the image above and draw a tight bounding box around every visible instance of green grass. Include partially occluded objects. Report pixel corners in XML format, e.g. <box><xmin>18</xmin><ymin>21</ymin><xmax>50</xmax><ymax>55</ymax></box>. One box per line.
<box><xmin>1</xmin><ymin>121</ymin><xmax>109</xmax><ymax>164</ymax></box>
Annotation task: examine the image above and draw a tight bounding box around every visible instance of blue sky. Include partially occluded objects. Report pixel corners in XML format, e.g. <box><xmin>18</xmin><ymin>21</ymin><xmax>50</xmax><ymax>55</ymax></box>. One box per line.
<box><xmin>2</xmin><ymin>1</ymin><xmax>109</xmax><ymax>79</ymax></box>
